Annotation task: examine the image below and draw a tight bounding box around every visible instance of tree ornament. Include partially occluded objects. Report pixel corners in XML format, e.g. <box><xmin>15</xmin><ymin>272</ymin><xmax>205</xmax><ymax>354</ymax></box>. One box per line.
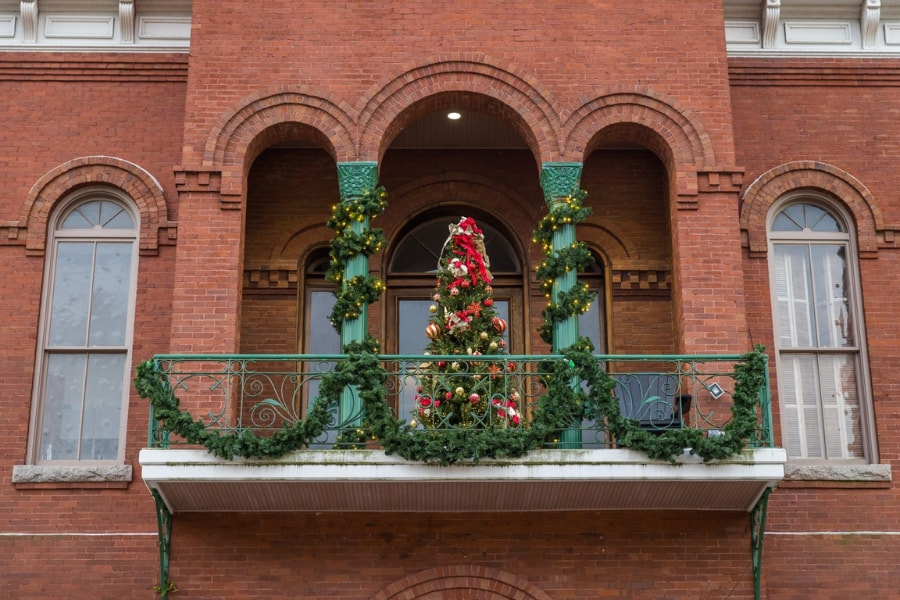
<box><xmin>489</xmin><ymin>341</ymin><xmax>499</xmax><ymax>351</ymax></box>
<box><xmin>469</xmin><ymin>393</ymin><xmax>480</xmax><ymax>403</ymax></box>
<box><xmin>429</xmin><ymin>304</ymin><xmax>438</xmax><ymax>314</ymax></box>
<box><xmin>498</xmin><ymin>339</ymin><xmax>506</xmax><ymax>348</ymax></box>
<box><xmin>425</xmin><ymin>322</ymin><xmax>441</xmax><ymax>339</ymax></box>
<box><xmin>480</xmin><ymin>331</ymin><xmax>489</xmax><ymax>340</ymax></box>
<box><xmin>449</xmin><ymin>286</ymin><xmax>459</xmax><ymax>296</ymax></box>
<box><xmin>455</xmin><ymin>386</ymin><xmax>465</xmax><ymax>396</ymax></box>
<box><xmin>461</xmin><ymin>280</ymin><xmax>470</xmax><ymax>289</ymax></box>
<box><xmin>483</xmin><ymin>298</ymin><xmax>493</xmax><ymax>307</ymax></box>
<box><xmin>433</xmin><ymin>293</ymin><xmax>441</xmax><ymax>302</ymax></box>
<box><xmin>492</xmin><ymin>317</ymin><xmax>507</xmax><ymax>333</ymax></box>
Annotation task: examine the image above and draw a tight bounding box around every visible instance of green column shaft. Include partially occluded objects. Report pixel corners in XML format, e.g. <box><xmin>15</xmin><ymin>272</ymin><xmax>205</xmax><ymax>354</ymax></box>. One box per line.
<box><xmin>540</xmin><ymin>162</ymin><xmax>583</xmax><ymax>448</ymax></box>
<box><xmin>550</xmin><ymin>216</ymin><xmax>578</xmax><ymax>353</ymax></box>
<box><xmin>340</xmin><ymin>218</ymin><xmax>370</xmax><ymax>346</ymax></box>
<box><xmin>336</xmin><ymin>162</ymin><xmax>379</xmax><ymax>431</ymax></box>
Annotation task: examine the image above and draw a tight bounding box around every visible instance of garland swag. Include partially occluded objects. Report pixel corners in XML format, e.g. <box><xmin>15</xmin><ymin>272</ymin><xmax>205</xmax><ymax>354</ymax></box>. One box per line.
<box><xmin>135</xmin><ymin>192</ymin><xmax>769</xmax><ymax>464</ymax></box>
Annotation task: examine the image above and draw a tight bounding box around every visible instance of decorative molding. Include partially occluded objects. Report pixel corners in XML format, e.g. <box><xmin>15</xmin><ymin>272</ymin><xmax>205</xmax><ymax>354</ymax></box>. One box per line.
<box><xmin>0</xmin><ymin>15</ymin><xmax>16</xmax><ymax>38</ymax></box>
<box><xmin>698</xmin><ymin>169</ymin><xmax>745</xmax><ymax>194</ymax></box>
<box><xmin>610</xmin><ymin>269</ymin><xmax>672</xmax><ymax>295</ymax></box>
<box><xmin>137</xmin><ymin>15</ymin><xmax>191</xmax><ymax>41</ymax></box>
<box><xmin>784</xmin><ymin>21</ymin><xmax>853</xmax><ymax>45</ymax></box>
<box><xmin>763</xmin><ymin>0</ymin><xmax>781</xmax><ymax>48</ymax></box>
<box><xmin>726</xmin><ymin>20</ymin><xmax>762</xmax><ymax>44</ymax></box>
<box><xmin>336</xmin><ymin>161</ymin><xmax>378</xmax><ymax>199</ymax></box>
<box><xmin>119</xmin><ymin>0</ymin><xmax>134</xmax><ymax>43</ymax></box>
<box><xmin>886</xmin><ymin>22</ymin><xmax>900</xmax><ymax>44</ymax></box>
<box><xmin>729</xmin><ymin>59</ymin><xmax>900</xmax><ymax>86</ymax></box>
<box><xmin>540</xmin><ymin>162</ymin><xmax>582</xmax><ymax>202</ymax></box>
<box><xmin>20</xmin><ymin>0</ymin><xmax>37</xmax><ymax>43</ymax></box>
<box><xmin>44</xmin><ymin>15</ymin><xmax>115</xmax><ymax>40</ymax></box>
<box><xmin>0</xmin><ymin>54</ymin><xmax>189</xmax><ymax>82</ymax></box>
<box><xmin>12</xmin><ymin>464</ymin><xmax>133</xmax><ymax>484</ymax></box>
<box><xmin>243</xmin><ymin>268</ymin><xmax>299</xmax><ymax>291</ymax></box>
<box><xmin>862</xmin><ymin>0</ymin><xmax>881</xmax><ymax>48</ymax></box>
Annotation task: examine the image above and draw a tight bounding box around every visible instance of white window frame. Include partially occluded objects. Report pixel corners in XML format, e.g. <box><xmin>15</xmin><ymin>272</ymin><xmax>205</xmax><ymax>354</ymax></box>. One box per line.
<box><xmin>26</xmin><ymin>187</ymin><xmax>139</xmax><ymax>466</ymax></box>
<box><xmin>767</xmin><ymin>192</ymin><xmax>877</xmax><ymax>464</ymax></box>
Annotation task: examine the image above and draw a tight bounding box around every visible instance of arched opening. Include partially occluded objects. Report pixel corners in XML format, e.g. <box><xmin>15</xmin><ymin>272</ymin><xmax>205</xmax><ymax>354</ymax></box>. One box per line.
<box><xmin>580</xmin><ymin>127</ymin><xmax>675</xmax><ymax>354</ymax></box>
<box><xmin>239</xmin><ymin>132</ymin><xmax>339</xmax><ymax>354</ymax></box>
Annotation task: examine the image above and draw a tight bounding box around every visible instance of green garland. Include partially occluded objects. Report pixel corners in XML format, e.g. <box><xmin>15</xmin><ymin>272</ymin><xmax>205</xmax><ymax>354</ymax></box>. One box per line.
<box><xmin>533</xmin><ymin>190</ymin><xmax>596</xmax><ymax>344</ymax></box>
<box><xmin>135</xmin><ymin>341</ymin><xmax>767</xmax><ymax>464</ymax></box>
<box><xmin>326</xmin><ymin>187</ymin><xmax>387</xmax><ymax>329</ymax></box>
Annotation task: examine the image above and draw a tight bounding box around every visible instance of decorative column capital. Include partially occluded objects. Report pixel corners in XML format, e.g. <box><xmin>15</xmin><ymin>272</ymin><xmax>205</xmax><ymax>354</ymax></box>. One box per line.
<box><xmin>540</xmin><ymin>162</ymin><xmax>582</xmax><ymax>203</ymax></box>
<box><xmin>337</xmin><ymin>161</ymin><xmax>378</xmax><ymax>199</ymax></box>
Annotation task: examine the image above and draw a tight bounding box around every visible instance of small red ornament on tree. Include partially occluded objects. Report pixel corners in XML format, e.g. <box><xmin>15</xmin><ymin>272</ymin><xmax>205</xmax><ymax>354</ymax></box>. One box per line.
<box><xmin>491</xmin><ymin>317</ymin><xmax>507</xmax><ymax>333</ymax></box>
<box><xmin>483</xmin><ymin>298</ymin><xmax>493</xmax><ymax>307</ymax></box>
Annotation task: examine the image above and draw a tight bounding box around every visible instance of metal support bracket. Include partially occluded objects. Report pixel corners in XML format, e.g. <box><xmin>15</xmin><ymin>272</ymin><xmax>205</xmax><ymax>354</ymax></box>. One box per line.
<box><xmin>750</xmin><ymin>487</ymin><xmax>772</xmax><ymax>600</ymax></box>
<box><xmin>152</xmin><ymin>490</ymin><xmax>175</xmax><ymax>598</ymax></box>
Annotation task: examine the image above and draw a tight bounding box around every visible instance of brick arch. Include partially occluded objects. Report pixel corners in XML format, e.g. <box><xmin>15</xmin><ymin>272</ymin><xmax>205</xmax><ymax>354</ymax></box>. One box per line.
<box><xmin>564</xmin><ymin>92</ymin><xmax>716</xmax><ymax>198</ymax></box>
<box><xmin>356</xmin><ymin>57</ymin><xmax>562</xmax><ymax>166</ymax></box>
<box><xmin>371</xmin><ymin>565</ymin><xmax>556</xmax><ymax>600</ymax></box>
<box><xmin>203</xmin><ymin>88</ymin><xmax>357</xmax><ymax>169</ymax></box>
<box><xmin>740</xmin><ymin>161</ymin><xmax>882</xmax><ymax>257</ymax></box>
<box><xmin>20</xmin><ymin>156</ymin><xmax>172</xmax><ymax>256</ymax></box>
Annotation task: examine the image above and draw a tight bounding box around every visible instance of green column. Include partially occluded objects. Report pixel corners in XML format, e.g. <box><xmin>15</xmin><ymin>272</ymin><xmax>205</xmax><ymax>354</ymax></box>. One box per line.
<box><xmin>336</xmin><ymin>161</ymin><xmax>379</xmax><ymax>431</ymax></box>
<box><xmin>540</xmin><ymin>162</ymin><xmax>583</xmax><ymax>351</ymax></box>
<box><xmin>540</xmin><ymin>162</ymin><xmax>583</xmax><ymax>448</ymax></box>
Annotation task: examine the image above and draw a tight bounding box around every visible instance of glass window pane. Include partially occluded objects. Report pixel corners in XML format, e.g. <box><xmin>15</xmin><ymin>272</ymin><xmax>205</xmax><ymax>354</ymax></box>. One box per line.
<box><xmin>48</xmin><ymin>242</ymin><xmax>94</xmax><ymax>347</ymax></box>
<box><xmin>99</xmin><ymin>200</ymin><xmax>134</xmax><ymax>229</ymax></box>
<box><xmin>61</xmin><ymin>202</ymin><xmax>100</xmax><ymax>229</ymax></box>
<box><xmin>818</xmin><ymin>353</ymin><xmax>863</xmax><ymax>459</ymax></box>
<box><xmin>307</xmin><ymin>291</ymin><xmax>340</xmax><ymax>354</ymax></box>
<box><xmin>40</xmin><ymin>354</ymin><xmax>87</xmax><ymax>461</ymax></box>
<box><xmin>80</xmin><ymin>354</ymin><xmax>125</xmax><ymax>460</ymax></box>
<box><xmin>578</xmin><ymin>289</ymin><xmax>604</xmax><ymax>353</ymax></box>
<box><xmin>89</xmin><ymin>242</ymin><xmax>133</xmax><ymax>347</ymax></box>
<box><xmin>774</xmin><ymin>245</ymin><xmax>815</xmax><ymax>348</ymax></box>
<box><xmin>811</xmin><ymin>244</ymin><xmax>853</xmax><ymax>348</ymax></box>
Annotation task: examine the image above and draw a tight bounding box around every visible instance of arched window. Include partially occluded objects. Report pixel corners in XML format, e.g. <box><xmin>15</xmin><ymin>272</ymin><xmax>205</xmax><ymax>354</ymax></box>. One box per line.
<box><xmin>29</xmin><ymin>190</ymin><xmax>139</xmax><ymax>464</ymax></box>
<box><xmin>768</xmin><ymin>198</ymin><xmax>874</xmax><ymax>461</ymax></box>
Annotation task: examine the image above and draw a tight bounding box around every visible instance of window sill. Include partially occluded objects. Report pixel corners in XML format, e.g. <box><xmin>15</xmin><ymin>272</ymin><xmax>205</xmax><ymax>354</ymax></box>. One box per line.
<box><xmin>12</xmin><ymin>464</ymin><xmax>132</xmax><ymax>489</ymax></box>
<box><xmin>781</xmin><ymin>463</ymin><xmax>892</xmax><ymax>488</ymax></box>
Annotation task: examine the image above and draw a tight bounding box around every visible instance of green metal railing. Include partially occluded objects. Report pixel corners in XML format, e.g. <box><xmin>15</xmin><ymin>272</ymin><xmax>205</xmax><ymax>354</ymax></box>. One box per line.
<box><xmin>145</xmin><ymin>353</ymin><xmax>772</xmax><ymax>451</ymax></box>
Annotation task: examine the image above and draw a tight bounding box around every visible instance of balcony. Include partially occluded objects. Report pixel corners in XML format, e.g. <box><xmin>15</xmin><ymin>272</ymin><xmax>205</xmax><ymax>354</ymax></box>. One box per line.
<box><xmin>138</xmin><ymin>352</ymin><xmax>786</xmax><ymax>514</ymax></box>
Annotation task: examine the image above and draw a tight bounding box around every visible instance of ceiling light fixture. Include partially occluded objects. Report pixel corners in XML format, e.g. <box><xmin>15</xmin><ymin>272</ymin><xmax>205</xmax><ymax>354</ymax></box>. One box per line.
<box><xmin>447</xmin><ymin>112</ymin><xmax>461</xmax><ymax>120</ymax></box>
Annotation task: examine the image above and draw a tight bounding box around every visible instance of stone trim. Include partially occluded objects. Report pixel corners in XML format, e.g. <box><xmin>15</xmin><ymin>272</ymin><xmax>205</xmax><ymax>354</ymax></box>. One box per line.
<box><xmin>784</xmin><ymin>463</ymin><xmax>892</xmax><ymax>482</ymax></box>
<box><xmin>12</xmin><ymin>464</ymin><xmax>133</xmax><ymax>484</ymax></box>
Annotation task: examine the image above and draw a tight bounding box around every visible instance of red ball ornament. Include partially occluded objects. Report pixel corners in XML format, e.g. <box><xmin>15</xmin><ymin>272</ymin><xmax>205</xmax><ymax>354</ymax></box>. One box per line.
<box><xmin>483</xmin><ymin>298</ymin><xmax>493</xmax><ymax>307</ymax></box>
<box><xmin>492</xmin><ymin>317</ymin><xmax>507</xmax><ymax>334</ymax></box>
<box><xmin>461</xmin><ymin>280</ymin><xmax>470</xmax><ymax>289</ymax></box>
<box><xmin>425</xmin><ymin>323</ymin><xmax>441</xmax><ymax>339</ymax></box>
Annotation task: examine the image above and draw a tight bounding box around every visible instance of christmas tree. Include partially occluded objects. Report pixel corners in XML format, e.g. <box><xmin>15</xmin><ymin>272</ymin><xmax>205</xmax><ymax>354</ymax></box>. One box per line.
<box><xmin>415</xmin><ymin>217</ymin><xmax>521</xmax><ymax>429</ymax></box>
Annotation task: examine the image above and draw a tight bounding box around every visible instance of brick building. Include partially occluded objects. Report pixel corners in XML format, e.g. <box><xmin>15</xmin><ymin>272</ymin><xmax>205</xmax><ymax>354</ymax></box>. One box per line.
<box><xmin>1</xmin><ymin>1</ymin><xmax>898</xmax><ymax>598</ymax></box>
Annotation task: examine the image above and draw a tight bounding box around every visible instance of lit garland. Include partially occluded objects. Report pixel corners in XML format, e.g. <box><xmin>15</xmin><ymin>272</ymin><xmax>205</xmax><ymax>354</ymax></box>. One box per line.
<box><xmin>135</xmin><ymin>341</ymin><xmax>768</xmax><ymax>465</ymax></box>
<box><xmin>533</xmin><ymin>190</ymin><xmax>596</xmax><ymax>344</ymax></box>
<box><xmin>326</xmin><ymin>187</ymin><xmax>388</xmax><ymax>330</ymax></box>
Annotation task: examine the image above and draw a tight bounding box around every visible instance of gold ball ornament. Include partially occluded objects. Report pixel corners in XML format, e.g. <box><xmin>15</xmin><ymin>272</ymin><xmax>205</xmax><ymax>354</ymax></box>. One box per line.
<box><xmin>429</xmin><ymin>304</ymin><xmax>438</xmax><ymax>313</ymax></box>
<box><xmin>489</xmin><ymin>341</ymin><xmax>499</xmax><ymax>351</ymax></box>
<box><xmin>425</xmin><ymin>323</ymin><xmax>441</xmax><ymax>339</ymax></box>
<box><xmin>480</xmin><ymin>331</ymin><xmax>489</xmax><ymax>340</ymax></box>
<box><xmin>455</xmin><ymin>386</ymin><xmax>465</xmax><ymax>396</ymax></box>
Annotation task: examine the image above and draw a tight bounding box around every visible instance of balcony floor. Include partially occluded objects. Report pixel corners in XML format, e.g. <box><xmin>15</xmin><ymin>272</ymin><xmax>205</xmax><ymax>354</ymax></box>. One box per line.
<box><xmin>140</xmin><ymin>447</ymin><xmax>786</xmax><ymax>513</ymax></box>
